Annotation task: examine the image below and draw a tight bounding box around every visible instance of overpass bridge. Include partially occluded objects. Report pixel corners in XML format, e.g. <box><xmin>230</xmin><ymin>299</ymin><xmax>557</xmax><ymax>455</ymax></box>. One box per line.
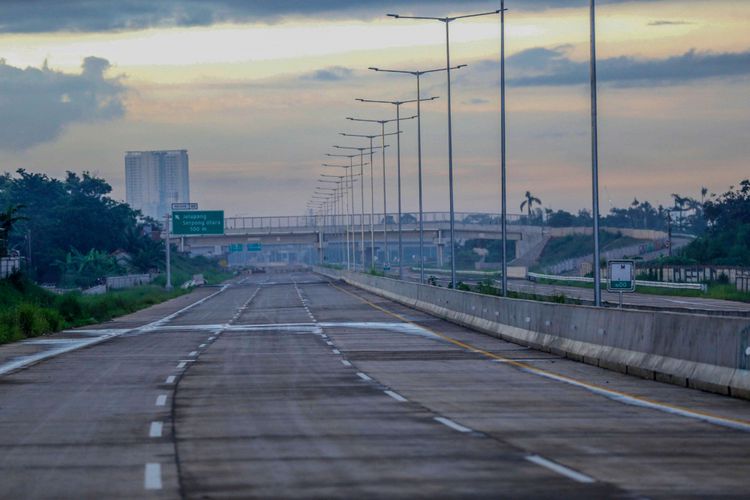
<box><xmin>180</xmin><ymin>211</ymin><xmax>545</xmax><ymax>267</ymax></box>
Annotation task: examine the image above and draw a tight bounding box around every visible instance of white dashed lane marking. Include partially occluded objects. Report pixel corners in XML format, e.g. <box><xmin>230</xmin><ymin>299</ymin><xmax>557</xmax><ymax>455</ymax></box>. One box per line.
<box><xmin>357</xmin><ymin>372</ymin><xmax>372</xmax><ymax>382</ymax></box>
<box><xmin>434</xmin><ymin>417</ymin><xmax>472</xmax><ymax>433</ymax></box>
<box><xmin>384</xmin><ymin>390</ymin><xmax>408</xmax><ymax>402</ymax></box>
<box><xmin>149</xmin><ymin>421</ymin><xmax>163</xmax><ymax>438</ymax></box>
<box><xmin>526</xmin><ymin>455</ymin><xmax>596</xmax><ymax>484</ymax></box>
<box><xmin>155</xmin><ymin>395</ymin><xmax>167</xmax><ymax>407</ymax></box>
<box><xmin>144</xmin><ymin>463</ymin><xmax>162</xmax><ymax>490</ymax></box>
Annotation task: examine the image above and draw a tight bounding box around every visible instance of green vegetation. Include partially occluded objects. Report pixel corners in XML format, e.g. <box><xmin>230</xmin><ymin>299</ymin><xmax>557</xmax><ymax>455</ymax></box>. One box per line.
<box><xmin>0</xmin><ymin>274</ymin><xmax>186</xmax><ymax>345</ymax></box>
<box><xmin>151</xmin><ymin>252</ymin><xmax>233</xmax><ymax>287</ymax></box>
<box><xmin>536</xmin><ymin>232</ymin><xmax>642</xmax><ymax>269</ymax></box>
<box><xmin>0</xmin><ymin>169</ymin><xmax>153</xmax><ymax>284</ymax></box>
<box><xmin>681</xmin><ymin>180</ymin><xmax>750</xmax><ymax>265</ymax></box>
<box><xmin>472</xmin><ymin>279</ymin><xmax>579</xmax><ymax>305</ymax></box>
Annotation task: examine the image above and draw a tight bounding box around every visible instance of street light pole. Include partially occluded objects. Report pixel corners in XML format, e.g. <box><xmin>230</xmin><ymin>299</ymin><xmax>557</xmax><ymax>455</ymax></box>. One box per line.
<box><xmin>388</xmin><ymin>8</ymin><xmax>501</xmax><ymax>289</ymax></box>
<box><xmin>334</xmin><ymin>145</ymin><xmax>380</xmax><ymax>270</ymax></box>
<box><xmin>590</xmin><ymin>0</ymin><xmax>602</xmax><ymax>307</ymax></box>
<box><xmin>341</xmin><ymin>133</ymin><xmax>397</xmax><ymax>268</ymax></box>
<box><xmin>325</xmin><ymin>156</ymin><xmax>362</xmax><ymax>269</ymax></box>
<box><xmin>500</xmin><ymin>0</ymin><xmax>509</xmax><ymax>296</ymax></box>
<box><xmin>357</xmin><ymin>97</ymin><xmax>437</xmax><ymax>280</ymax></box>
<box><xmin>369</xmin><ymin>66</ymin><xmax>463</xmax><ymax>284</ymax></box>
<box><xmin>347</xmin><ymin>115</ymin><xmax>416</xmax><ymax>270</ymax></box>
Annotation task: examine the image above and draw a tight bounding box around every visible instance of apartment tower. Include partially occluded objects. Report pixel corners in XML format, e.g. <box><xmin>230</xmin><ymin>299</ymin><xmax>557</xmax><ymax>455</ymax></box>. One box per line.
<box><xmin>125</xmin><ymin>150</ymin><xmax>190</xmax><ymax>219</ymax></box>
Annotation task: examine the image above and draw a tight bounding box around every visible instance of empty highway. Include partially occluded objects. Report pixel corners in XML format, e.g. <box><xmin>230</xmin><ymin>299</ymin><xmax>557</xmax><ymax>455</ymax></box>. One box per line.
<box><xmin>1</xmin><ymin>271</ymin><xmax>749</xmax><ymax>498</ymax></box>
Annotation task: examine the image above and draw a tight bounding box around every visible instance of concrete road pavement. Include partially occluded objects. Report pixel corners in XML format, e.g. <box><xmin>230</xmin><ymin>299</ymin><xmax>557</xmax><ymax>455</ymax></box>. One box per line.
<box><xmin>1</xmin><ymin>271</ymin><xmax>749</xmax><ymax>498</ymax></box>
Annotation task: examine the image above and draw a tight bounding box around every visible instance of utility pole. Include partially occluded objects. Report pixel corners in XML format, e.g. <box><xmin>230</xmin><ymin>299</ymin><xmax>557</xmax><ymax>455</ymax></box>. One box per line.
<box><xmin>164</xmin><ymin>213</ymin><xmax>172</xmax><ymax>290</ymax></box>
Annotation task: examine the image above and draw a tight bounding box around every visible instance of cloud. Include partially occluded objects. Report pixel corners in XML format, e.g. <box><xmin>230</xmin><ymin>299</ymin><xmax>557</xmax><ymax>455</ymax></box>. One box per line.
<box><xmin>648</xmin><ymin>20</ymin><xmax>694</xmax><ymax>26</ymax></box>
<box><xmin>500</xmin><ymin>46</ymin><xmax>750</xmax><ymax>87</ymax></box>
<box><xmin>301</xmin><ymin>66</ymin><xmax>354</xmax><ymax>82</ymax></box>
<box><xmin>0</xmin><ymin>0</ymin><xmax>663</xmax><ymax>32</ymax></box>
<box><xmin>0</xmin><ymin>57</ymin><xmax>126</xmax><ymax>151</ymax></box>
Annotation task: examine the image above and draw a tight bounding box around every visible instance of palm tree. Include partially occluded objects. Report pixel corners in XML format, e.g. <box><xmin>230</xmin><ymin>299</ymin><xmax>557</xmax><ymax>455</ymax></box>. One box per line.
<box><xmin>520</xmin><ymin>191</ymin><xmax>541</xmax><ymax>218</ymax></box>
<box><xmin>700</xmin><ymin>186</ymin><xmax>708</xmax><ymax>206</ymax></box>
<box><xmin>0</xmin><ymin>204</ymin><xmax>27</xmax><ymax>258</ymax></box>
<box><xmin>671</xmin><ymin>193</ymin><xmax>688</xmax><ymax>230</ymax></box>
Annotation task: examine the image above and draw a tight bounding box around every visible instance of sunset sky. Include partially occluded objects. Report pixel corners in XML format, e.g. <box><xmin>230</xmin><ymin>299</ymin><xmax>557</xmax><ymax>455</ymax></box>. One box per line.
<box><xmin>0</xmin><ymin>0</ymin><xmax>748</xmax><ymax>216</ymax></box>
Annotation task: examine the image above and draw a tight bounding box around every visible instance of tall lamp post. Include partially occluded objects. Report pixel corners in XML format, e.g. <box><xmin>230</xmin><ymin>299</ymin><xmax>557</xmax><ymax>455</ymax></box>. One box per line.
<box><xmin>499</xmin><ymin>0</ymin><xmax>509</xmax><ymax>296</ymax></box>
<box><xmin>347</xmin><ymin>114</ymin><xmax>417</xmax><ymax>269</ymax></box>
<box><xmin>356</xmin><ymin>96</ymin><xmax>436</xmax><ymax>280</ymax></box>
<box><xmin>388</xmin><ymin>7</ymin><xmax>502</xmax><ymax>288</ymax></box>
<box><xmin>324</xmin><ymin>157</ymin><xmax>362</xmax><ymax>268</ymax></box>
<box><xmin>589</xmin><ymin>0</ymin><xmax>603</xmax><ymax>307</ymax></box>
<box><xmin>370</xmin><ymin>65</ymin><xmax>466</xmax><ymax>283</ymax></box>
<box><xmin>319</xmin><ymin>176</ymin><xmax>351</xmax><ymax>268</ymax></box>
<box><xmin>333</xmin><ymin>144</ymin><xmax>378</xmax><ymax>269</ymax></box>
<box><xmin>341</xmin><ymin>132</ymin><xmax>398</xmax><ymax>267</ymax></box>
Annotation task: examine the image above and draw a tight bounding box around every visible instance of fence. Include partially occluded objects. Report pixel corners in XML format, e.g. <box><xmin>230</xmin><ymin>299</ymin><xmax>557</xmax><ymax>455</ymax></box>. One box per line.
<box><xmin>224</xmin><ymin>212</ymin><xmax>525</xmax><ymax>233</ymax></box>
<box><xmin>527</xmin><ymin>272</ymin><xmax>707</xmax><ymax>292</ymax></box>
<box><xmin>105</xmin><ymin>274</ymin><xmax>153</xmax><ymax>290</ymax></box>
<box><xmin>0</xmin><ymin>257</ymin><xmax>22</xmax><ymax>279</ymax></box>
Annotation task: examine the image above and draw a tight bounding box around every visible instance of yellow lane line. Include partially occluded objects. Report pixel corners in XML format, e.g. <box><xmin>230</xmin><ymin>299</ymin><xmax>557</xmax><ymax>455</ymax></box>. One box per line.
<box><xmin>329</xmin><ymin>281</ymin><xmax>750</xmax><ymax>432</ymax></box>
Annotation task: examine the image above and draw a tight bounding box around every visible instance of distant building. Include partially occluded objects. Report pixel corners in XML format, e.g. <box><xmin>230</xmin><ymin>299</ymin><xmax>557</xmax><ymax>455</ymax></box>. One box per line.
<box><xmin>125</xmin><ymin>150</ymin><xmax>190</xmax><ymax>219</ymax></box>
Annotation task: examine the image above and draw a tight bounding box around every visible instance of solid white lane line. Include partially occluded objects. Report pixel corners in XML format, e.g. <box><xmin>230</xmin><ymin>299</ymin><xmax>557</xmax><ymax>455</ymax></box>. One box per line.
<box><xmin>165</xmin><ymin>376</ymin><xmax>176</xmax><ymax>384</ymax></box>
<box><xmin>525</xmin><ymin>367</ymin><xmax>750</xmax><ymax>433</ymax></box>
<box><xmin>332</xmin><ymin>349</ymin><xmax>341</xmax><ymax>355</ymax></box>
<box><xmin>384</xmin><ymin>390</ymin><xmax>408</xmax><ymax>402</ymax></box>
<box><xmin>155</xmin><ymin>395</ymin><xmax>167</xmax><ymax>407</ymax></box>
<box><xmin>526</xmin><ymin>455</ymin><xmax>596</xmax><ymax>484</ymax></box>
<box><xmin>341</xmin><ymin>360</ymin><xmax>352</xmax><ymax>367</ymax></box>
<box><xmin>434</xmin><ymin>417</ymin><xmax>472</xmax><ymax>433</ymax></box>
<box><xmin>149</xmin><ymin>422</ymin><xmax>163</xmax><ymax>438</ymax></box>
<box><xmin>357</xmin><ymin>372</ymin><xmax>372</xmax><ymax>382</ymax></box>
<box><xmin>188</xmin><ymin>351</ymin><xmax>198</xmax><ymax>357</ymax></box>
<box><xmin>144</xmin><ymin>463</ymin><xmax>162</xmax><ymax>490</ymax></box>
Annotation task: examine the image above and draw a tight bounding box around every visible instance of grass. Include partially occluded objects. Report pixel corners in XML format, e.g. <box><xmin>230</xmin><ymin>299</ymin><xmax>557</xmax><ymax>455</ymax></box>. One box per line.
<box><xmin>0</xmin><ymin>273</ymin><xmax>187</xmax><ymax>346</ymax></box>
<box><xmin>537</xmin><ymin>233</ymin><xmax>643</xmax><ymax>269</ymax></box>
<box><xmin>151</xmin><ymin>253</ymin><xmax>233</xmax><ymax>288</ymax></box>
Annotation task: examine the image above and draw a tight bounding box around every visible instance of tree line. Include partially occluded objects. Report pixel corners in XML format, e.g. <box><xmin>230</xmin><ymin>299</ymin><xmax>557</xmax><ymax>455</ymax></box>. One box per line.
<box><xmin>0</xmin><ymin>169</ymin><xmax>163</xmax><ymax>286</ymax></box>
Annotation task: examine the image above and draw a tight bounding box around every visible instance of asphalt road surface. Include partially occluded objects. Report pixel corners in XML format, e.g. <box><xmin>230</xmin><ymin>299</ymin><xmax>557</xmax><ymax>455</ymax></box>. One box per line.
<box><xmin>1</xmin><ymin>271</ymin><xmax>750</xmax><ymax>498</ymax></box>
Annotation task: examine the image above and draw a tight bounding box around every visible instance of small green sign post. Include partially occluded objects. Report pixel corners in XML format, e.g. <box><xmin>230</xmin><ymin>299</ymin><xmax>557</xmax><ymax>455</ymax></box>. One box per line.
<box><xmin>607</xmin><ymin>259</ymin><xmax>636</xmax><ymax>308</ymax></box>
<box><xmin>247</xmin><ymin>242</ymin><xmax>262</xmax><ymax>252</ymax></box>
<box><xmin>172</xmin><ymin>210</ymin><xmax>224</xmax><ymax>235</ymax></box>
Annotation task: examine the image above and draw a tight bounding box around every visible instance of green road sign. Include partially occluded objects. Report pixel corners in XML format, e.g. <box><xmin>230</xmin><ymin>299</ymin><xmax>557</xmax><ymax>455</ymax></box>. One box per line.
<box><xmin>607</xmin><ymin>260</ymin><xmax>636</xmax><ymax>292</ymax></box>
<box><xmin>172</xmin><ymin>210</ymin><xmax>224</xmax><ymax>235</ymax></box>
<box><xmin>228</xmin><ymin>243</ymin><xmax>243</xmax><ymax>252</ymax></box>
<box><xmin>247</xmin><ymin>243</ymin><xmax>262</xmax><ymax>252</ymax></box>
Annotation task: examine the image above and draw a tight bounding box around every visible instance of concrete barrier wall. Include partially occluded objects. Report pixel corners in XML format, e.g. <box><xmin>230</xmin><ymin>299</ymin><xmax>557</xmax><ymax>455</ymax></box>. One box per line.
<box><xmin>315</xmin><ymin>267</ymin><xmax>750</xmax><ymax>399</ymax></box>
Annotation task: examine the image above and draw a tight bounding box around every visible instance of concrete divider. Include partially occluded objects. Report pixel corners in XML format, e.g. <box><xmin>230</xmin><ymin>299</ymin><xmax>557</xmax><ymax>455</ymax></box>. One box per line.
<box><xmin>314</xmin><ymin>267</ymin><xmax>750</xmax><ymax>400</ymax></box>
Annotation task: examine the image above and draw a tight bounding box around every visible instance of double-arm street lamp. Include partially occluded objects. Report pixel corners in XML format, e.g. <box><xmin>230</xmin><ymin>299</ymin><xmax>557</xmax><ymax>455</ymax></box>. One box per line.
<box><xmin>334</xmin><ymin>142</ymin><xmax>385</xmax><ymax>269</ymax></box>
<box><xmin>356</xmin><ymin>96</ymin><xmax>437</xmax><ymax>279</ymax></box>
<box><xmin>369</xmin><ymin>65</ymin><xmax>466</xmax><ymax>283</ymax></box>
<box><xmin>324</xmin><ymin>155</ymin><xmax>363</xmax><ymax>269</ymax></box>
<box><xmin>387</xmin><ymin>7</ymin><xmax>503</xmax><ymax>288</ymax></box>
<box><xmin>340</xmin><ymin>132</ymin><xmax>397</xmax><ymax>267</ymax></box>
<box><xmin>347</xmin><ymin>115</ymin><xmax>416</xmax><ymax>269</ymax></box>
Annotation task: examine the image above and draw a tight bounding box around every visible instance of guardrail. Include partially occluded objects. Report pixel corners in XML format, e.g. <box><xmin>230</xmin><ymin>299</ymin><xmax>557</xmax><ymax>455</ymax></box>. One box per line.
<box><xmin>224</xmin><ymin>212</ymin><xmax>526</xmax><ymax>231</ymax></box>
<box><xmin>527</xmin><ymin>272</ymin><xmax>708</xmax><ymax>292</ymax></box>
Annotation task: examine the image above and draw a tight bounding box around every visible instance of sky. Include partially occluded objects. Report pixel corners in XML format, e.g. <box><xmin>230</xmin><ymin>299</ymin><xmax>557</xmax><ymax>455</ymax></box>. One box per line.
<box><xmin>0</xmin><ymin>0</ymin><xmax>748</xmax><ymax>217</ymax></box>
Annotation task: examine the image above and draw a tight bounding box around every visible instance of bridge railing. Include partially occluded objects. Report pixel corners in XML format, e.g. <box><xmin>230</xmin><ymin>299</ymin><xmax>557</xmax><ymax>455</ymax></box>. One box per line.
<box><xmin>224</xmin><ymin>212</ymin><xmax>525</xmax><ymax>233</ymax></box>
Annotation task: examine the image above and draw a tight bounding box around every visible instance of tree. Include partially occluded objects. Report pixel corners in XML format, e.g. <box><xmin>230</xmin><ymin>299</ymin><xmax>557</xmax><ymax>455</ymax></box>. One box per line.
<box><xmin>520</xmin><ymin>191</ymin><xmax>541</xmax><ymax>218</ymax></box>
<box><xmin>0</xmin><ymin>204</ymin><xmax>27</xmax><ymax>258</ymax></box>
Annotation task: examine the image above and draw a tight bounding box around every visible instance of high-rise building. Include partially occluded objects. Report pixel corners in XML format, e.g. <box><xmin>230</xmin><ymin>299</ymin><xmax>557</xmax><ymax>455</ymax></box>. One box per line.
<box><xmin>125</xmin><ymin>150</ymin><xmax>190</xmax><ymax>220</ymax></box>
